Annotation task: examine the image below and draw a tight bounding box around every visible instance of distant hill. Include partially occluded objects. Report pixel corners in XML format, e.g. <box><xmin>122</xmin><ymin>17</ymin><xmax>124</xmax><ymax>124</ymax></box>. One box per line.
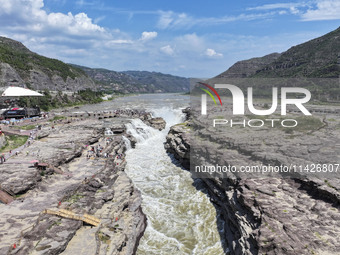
<box><xmin>123</xmin><ymin>71</ymin><xmax>190</xmax><ymax>93</ymax></box>
<box><xmin>75</xmin><ymin>66</ymin><xmax>190</xmax><ymax>94</ymax></box>
<box><xmin>0</xmin><ymin>36</ymin><xmax>190</xmax><ymax>94</ymax></box>
<box><xmin>208</xmin><ymin>27</ymin><xmax>340</xmax><ymax>101</ymax></box>
<box><xmin>213</xmin><ymin>27</ymin><xmax>340</xmax><ymax>80</ymax></box>
<box><xmin>253</xmin><ymin>27</ymin><xmax>340</xmax><ymax>78</ymax></box>
<box><xmin>72</xmin><ymin>65</ymin><xmax>141</xmax><ymax>93</ymax></box>
<box><xmin>0</xmin><ymin>37</ymin><xmax>95</xmax><ymax>91</ymax></box>
<box><xmin>216</xmin><ymin>53</ymin><xmax>281</xmax><ymax>78</ymax></box>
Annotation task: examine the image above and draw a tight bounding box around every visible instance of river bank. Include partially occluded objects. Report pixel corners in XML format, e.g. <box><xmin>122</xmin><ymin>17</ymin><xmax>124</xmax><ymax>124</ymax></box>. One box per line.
<box><xmin>1</xmin><ymin>94</ymin><xmax>227</xmax><ymax>255</ymax></box>
<box><xmin>0</xmin><ymin>109</ymin><xmax>166</xmax><ymax>254</ymax></box>
<box><xmin>164</xmin><ymin>107</ymin><xmax>340</xmax><ymax>255</ymax></box>
<box><xmin>76</xmin><ymin>94</ymin><xmax>225</xmax><ymax>254</ymax></box>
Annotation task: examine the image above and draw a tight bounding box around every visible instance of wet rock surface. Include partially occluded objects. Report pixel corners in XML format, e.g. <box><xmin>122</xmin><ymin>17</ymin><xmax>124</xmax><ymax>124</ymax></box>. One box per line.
<box><xmin>165</xmin><ymin>106</ymin><xmax>340</xmax><ymax>255</ymax></box>
<box><xmin>146</xmin><ymin>117</ymin><xmax>166</xmax><ymax>131</ymax></box>
<box><xmin>0</xmin><ymin>115</ymin><xmax>149</xmax><ymax>255</ymax></box>
<box><xmin>164</xmin><ymin>123</ymin><xmax>190</xmax><ymax>169</ymax></box>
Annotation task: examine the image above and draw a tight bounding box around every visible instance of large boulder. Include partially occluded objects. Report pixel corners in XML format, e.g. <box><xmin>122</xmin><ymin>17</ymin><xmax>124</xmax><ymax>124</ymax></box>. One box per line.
<box><xmin>147</xmin><ymin>117</ymin><xmax>166</xmax><ymax>131</ymax></box>
<box><xmin>164</xmin><ymin>123</ymin><xmax>190</xmax><ymax>169</ymax></box>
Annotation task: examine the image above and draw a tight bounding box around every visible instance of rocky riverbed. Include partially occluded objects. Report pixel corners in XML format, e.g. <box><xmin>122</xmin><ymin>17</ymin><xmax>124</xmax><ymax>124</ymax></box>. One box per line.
<box><xmin>165</xmin><ymin>106</ymin><xmax>340</xmax><ymax>255</ymax></box>
<box><xmin>0</xmin><ymin>111</ymin><xmax>166</xmax><ymax>255</ymax></box>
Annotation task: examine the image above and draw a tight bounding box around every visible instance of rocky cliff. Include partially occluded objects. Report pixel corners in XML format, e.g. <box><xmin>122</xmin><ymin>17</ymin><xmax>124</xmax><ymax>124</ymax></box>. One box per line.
<box><xmin>253</xmin><ymin>27</ymin><xmax>340</xmax><ymax>78</ymax></box>
<box><xmin>0</xmin><ymin>37</ymin><xmax>96</xmax><ymax>92</ymax></box>
<box><xmin>211</xmin><ymin>26</ymin><xmax>340</xmax><ymax>80</ymax></box>
<box><xmin>164</xmin><ymin>107</ymin><xmax>340</xmax><ymax>255</ymax></box>
<box><xmin>215</xmin><ymin>53</ymin><xmax>281</xmax><ymax>79</ymax></box>
<box><xmin>207</xmin><ymin>27</ymin><xmax>340</xmax><ymax>101</ymax></box>
<box><xmin>164</xmin><ymin>123</ymin><xmax>190</xmax><ymax>169</ymax></box>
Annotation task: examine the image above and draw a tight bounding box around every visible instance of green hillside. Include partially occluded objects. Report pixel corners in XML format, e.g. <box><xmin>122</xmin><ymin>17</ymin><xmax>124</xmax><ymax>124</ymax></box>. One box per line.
<box><xmin>0</xmin><ymin>37</ymin><xmax>85</xmax><ymax>81</ymax></box>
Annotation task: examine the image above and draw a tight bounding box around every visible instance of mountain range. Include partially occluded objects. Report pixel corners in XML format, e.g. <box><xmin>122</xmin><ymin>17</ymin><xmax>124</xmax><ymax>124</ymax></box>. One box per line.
<box><xmin>208</xmin><ymin>26</ymin><xmax>340</xmax><ymax>101</ymax></box>
<box><xmin>1</xmin><ymin>26</ymin><xmax>340</xmax><ymax>96</ymax></box>
<box><xmin>74</xmin><ymin>65</ymin><xmax>190</xmax><ymax>94</ymax></box>
<box><xmin>215</xmin><ymin>27</ymin><xmax>340</xmax><ymax>79</ymax></box>
<box><xmin>0</xmin><ymin>37</ymin><xmax>190</xmax><ymax>94</ymax></box>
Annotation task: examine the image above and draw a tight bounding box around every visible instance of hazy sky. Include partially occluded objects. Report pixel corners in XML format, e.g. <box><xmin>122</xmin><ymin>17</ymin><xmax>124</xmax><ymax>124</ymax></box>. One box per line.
<box><xmin>0</xmin><ymin>0</ymin><xmax>339</xmax><ymax>78</ymax></box>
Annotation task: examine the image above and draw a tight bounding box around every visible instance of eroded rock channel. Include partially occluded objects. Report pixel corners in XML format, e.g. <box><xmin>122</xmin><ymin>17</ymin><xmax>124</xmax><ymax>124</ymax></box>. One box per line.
<box><xmin>165</xmin><ymin>107</ymin><xmax>340</xmax><ymax>255</ymax></box>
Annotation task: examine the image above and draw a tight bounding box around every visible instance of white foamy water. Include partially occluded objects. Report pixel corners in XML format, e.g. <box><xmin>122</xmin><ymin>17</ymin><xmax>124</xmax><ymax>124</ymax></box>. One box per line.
<box><xmin>78</xmin><ymin>94</ymin><xmax>224</xmax><ymax>254</ymax></box>
<box><xmin>123</xmin><ymin>96</ymin><xmax>223</xmax><ymax>255</ymax></box>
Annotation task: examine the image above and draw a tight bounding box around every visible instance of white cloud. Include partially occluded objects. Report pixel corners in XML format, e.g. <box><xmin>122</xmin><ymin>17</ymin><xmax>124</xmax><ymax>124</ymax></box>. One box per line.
<box><xmin>0</xmin><ymin>0</ymin><xmax>334</xmax><ymax>79</ymax></box>
<box><xmin>0</xmin><ymin>0</ymin><xmax>105</xmax><ymax>36</ymax></box>
<box><xmin>140</xmin><ymin>31</ymin><xmax>158</xmax><ymax>41</ymax></box>
<box><xmin>289</xmin><ymin>6</ymin><xmax>300</xmax><ymax>15</ymax></box>
<box><xmin>156</xmin><ymin>10</ymin><xmax>276</xmax><ymax>30</ymax></box>
<box><xmin>248</xmin><ymin>1</ymin><xmax>340</xmax><ymax>20</ymax></box>
<box><xmin>246</xmin><ymin>2</ymin><xmax>312</xmax><ymax>16</ymax></box>
<box><xmin>247</xmin><ymin>3</ymin><xmax>306</xmax><ymax>11</ymax></box>
<box><xmin>176</xmin><ymin>33</ymin><xmax>204</xmax><ymax>50</ymax></box>
<box><xmin>76</xmin><ymin>0</ymin><xmax>97</xmax><ymax>7</ymax></box>
<box><xmin>157</xmin><ymin>11</ymin><xmax>175</xmax><ymax>29</ymax></box>
<box><xmin>205</xmin><ymin>48</ymin><xmax>223</xmax><ymax>58</ymax></box>
<box><xmin>48</xmin><ymin>12</ymin><xmax>105</xmax><ymax>35</ymax></box>
<box><xmin>160</xmin><ymin>45</ymin><xmax>174</xmax><ymax>55</ymax></box>
<box><xmin>0</xmin><ymin>0</ymin><xmax>152</xmax><ymax>73</ymax></box>
<box><xmin>157</xmin><ymin>11</ymin><xmax>193</xmax><ymax>29</ymax></box>
<box><xmin>106</xmin><ymin>39</ymin><xmax>133</xmax><ymax>46</ymax></box>
<box><xmin>94</xmin><ymin>15</ymin><xmax>106</xmax><ymax>24</ymax></box>
<box><xmin>301</xmin><ymin>0</ymin><xmax>340</xmax><ymax>21</ymax></box>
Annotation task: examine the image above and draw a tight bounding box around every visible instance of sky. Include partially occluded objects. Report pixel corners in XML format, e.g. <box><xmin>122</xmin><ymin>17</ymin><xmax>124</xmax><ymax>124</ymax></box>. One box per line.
<box><xmin>0</xmin><ymin>0</ymin><xmax>339</xmax><ymax>78</ymax></box>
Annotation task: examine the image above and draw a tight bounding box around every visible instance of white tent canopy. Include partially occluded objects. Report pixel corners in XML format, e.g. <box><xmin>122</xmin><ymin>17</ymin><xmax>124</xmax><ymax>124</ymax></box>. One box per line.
<box><xmin>1</xmin><ymin>86</ymin><xmax>43</xmax><ymax>97</ymax></box>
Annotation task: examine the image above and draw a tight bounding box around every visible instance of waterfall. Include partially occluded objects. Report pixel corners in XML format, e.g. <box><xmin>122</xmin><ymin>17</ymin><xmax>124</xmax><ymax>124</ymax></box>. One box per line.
<box><xmin>69</xmin><ymin>94</ymin><xmax>223</xmax><ymax>254</ymax></box>
<box><xmin>125</xmin><ymin>119</ymin><xmax>159</xmax><ymax>143</ymax></box>
<box><xmin>122</xmin><ymin>135</ymin><xmax>132</xmax><ymax>151</ymax></box>
<box><xmin>151</xmin><ymin>107</ymin><xmax>186</xmax><ymax>129</ymax></box>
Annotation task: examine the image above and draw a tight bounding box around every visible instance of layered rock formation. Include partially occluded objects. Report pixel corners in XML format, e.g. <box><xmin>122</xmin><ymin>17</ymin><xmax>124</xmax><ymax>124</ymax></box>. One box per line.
<box><xmin>214</xmin><ymin>53</ymin><xmax>281</xmax><ymax>79</ymax></box>
<box><xmin>0</xmin><ymin>61</ymin><xmax>96</xmax><ymax>91</ymax></box>
<box><xmin>0</xmin><ymin>113</ymin><xmax>157</xmax><ymax>254</ymax></box>
<box><xmin>164</xmin><ymin>123</ymin><xmax>190</xmax><ymax>169</ymax></box>
<box><xmin>165</xmin><ymin>107</ymin><xmax>340</xmax><ymax>255</ymax></box>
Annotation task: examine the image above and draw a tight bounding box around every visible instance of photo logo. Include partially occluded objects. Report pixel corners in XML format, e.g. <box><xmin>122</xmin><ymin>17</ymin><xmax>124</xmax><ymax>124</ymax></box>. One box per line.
<box><xmin>199</xmin><ymin>83</ymin><xmax>312</xmax><ymax>128</ymax></box>
<box><xmin>199</xmin><ymin>82</ymin><xmax>223</xmax><ymax>115</ymax></box>
<box><xmin>201</xmin><ymin>84</ymin><xmax>311</xmax><ymax>116</ymax></box>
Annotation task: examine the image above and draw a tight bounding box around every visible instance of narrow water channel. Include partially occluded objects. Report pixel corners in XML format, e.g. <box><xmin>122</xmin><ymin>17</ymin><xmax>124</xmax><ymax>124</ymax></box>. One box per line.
<box><xmin>76</xmin><ymin>94</ymin><xmax>224</xmax><ymax>255</ymax></box>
